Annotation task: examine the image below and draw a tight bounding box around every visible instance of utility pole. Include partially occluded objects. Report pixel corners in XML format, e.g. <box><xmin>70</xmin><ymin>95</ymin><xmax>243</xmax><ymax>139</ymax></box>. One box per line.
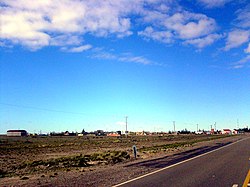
<box><xmin>125</xmin><ymin>116</ymin><xmax>128</xmax><ymax>135</ymax></box>
<box><xmin>196</xmin><ymin>124</ymin><xmax>199</xmax><ymax>132</ymax></box>
<box><xmin>214</xmin><ymin>122</ymin><xmax>216</xmax><ymax>131</ymax></box>
<box><xmin>173</xmin><ymin>121</ymin><xmax>176</xmax><ymax>133</ymax></box>
<box><xmin>237</xmin><ymin>119</ymin><xmax>239</xmax><ymax>129</ymax></box>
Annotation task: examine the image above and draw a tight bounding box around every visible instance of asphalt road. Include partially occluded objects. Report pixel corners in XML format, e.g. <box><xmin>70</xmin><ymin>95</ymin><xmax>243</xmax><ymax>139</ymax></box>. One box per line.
<box><xmin>115</xmin><ymin>136</ymin><xmax>250</xmax><ymax>187</ymax></box>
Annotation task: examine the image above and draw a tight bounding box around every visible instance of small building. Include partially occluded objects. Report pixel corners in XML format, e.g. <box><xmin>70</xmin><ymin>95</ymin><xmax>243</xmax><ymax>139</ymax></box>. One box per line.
<box><xmin>221</xmin><ymin>129</ymin><xmax>232</xmax><ymax>135</ymax></box>
<box><xmin>107</xmin><ymin>131</ymin><xmax>122</xmax><ymax>137</ymax></box>
<box><xmin>64</xmin><ymin>131</ymin><xmax>70</xmax><ymax>136</ymax></box>
<box><xmin>233</xmin><ymin>129</ymin><xmax>239</xmax><ymax>134</ymax></box>
<box><xmin>107</xmin><ymin>132</ymin><xmax>120</xmax><ymax>137</ymax></box>
<box><xmin>7</xmin><ymin>130</ymin><xmax>28</xmax><ymax>137</ymax></box>
<box><xmin>64</xmin><ymin>131</ymin><xmax>77</xmax><ymax>136</ymax></box>
<box><xmin>195</xmin><ymin>131</ymin><xmax>203</xmax><ymax>135</ymax></box>
<box><xmin>136</xmin><ymin>131</ymin><xmax>150</xmax><ymax>136</ymax></box>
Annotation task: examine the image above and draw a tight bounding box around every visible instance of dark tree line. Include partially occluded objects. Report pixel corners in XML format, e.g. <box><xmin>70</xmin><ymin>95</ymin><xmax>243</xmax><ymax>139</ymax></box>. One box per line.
<box><xmin>238</xmin><ymin>128</ymin><xmax>250</xmax><ymax>132</ymax></box>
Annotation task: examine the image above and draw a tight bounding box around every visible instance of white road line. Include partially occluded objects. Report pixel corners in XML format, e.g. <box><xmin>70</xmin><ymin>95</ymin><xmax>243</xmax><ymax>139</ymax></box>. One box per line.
<box><xmin>113</xmin><ymin>137</ymin><xmax>250</xmax><ymax>187</ymax></box>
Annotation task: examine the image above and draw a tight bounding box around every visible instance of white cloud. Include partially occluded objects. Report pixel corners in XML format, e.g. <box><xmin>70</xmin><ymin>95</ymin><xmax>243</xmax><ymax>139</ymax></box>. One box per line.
<box><xmin>245</xmin><ymin>43</ymin><xmax>250</xmax><ymax>53</ymax></box>
<box><xmin>224</xmin><ymin>30</ymin><xmax>249</xmax><ymax>51</ymax></box>
<box><xmin>0</xmin><ymin>7</ymin><xmax>51</xmax><ymax>50</ymax></box>
<box><xmin>185</xmin><ymin>34</ymin><xmax>222</xmax><ymax>48</ymax></box>
<box><xmin>0</xmin><ymin>0</ymin><xmax>138</xmax><ymax>50</ymax></box>
<box><xmin>139</xmin><ymin>10</ymin><xmax>217</xmax><ymax>44</ymax></box>
<box><xmin>91</xmin><ymin>50</ymin><xmax>154</xmax><ymax>65</ymax></box>
<box><xmin>138</xmin><ymin>26</ymin><xmax>173</xmax><ymax>43</ymax></box>
<box><xmin>224</xmin><ymin>3</ymin><xmax>250</xmax><ymax>52</ymax></box>
<box><xmin>91</xmin><ymin>52</ymin><xmax>117</xmax><ymax>60</ymax></box>
<box><xmin>118</xmin><ymin>55</ymin><xmax>151</xmax><ymax>65</ymax></box>
<box><xmin>50</xmin><ymin>35</ymin><xmax>83</xmax><ymax>46</ymax></box>
<box><xmin>0</xmin><ymin>41</ymin><xmax>12</xmax><ymax>48</ymax></box>
<box><xmin>231</xmin><ymin>55</ymin><xmax>250</xmax><ymax>69</ymax></box>
<box><xmin>63</xmin><ymin>45</ymin><xmax>92</xmax><ymax>53</ymax></box>
<box><xmin>163</xmin><ymin>12</ymin><xmax>217</xmax><ymax>39</ymax></box>
<box><xmin>197</xmin><ymin>0</ymin><xmax>232</xmax><ymax>8</ymax></box>
<box><xmin>235</xmin><ymin>4</ymin><xmax>250</xmax><ymax>29</ymax></box>
<box><xmin>0</xmin><ymin>0</ymin><xmax>220</xmax><ymax>50</ymax></box>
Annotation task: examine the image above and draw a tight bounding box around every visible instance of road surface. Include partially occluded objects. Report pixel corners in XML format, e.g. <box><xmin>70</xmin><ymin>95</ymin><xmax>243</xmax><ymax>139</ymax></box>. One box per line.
<box><xmin>114</xmin><ymin>136</ymin><xmax>250</xmax><ymax>187</ymax></box>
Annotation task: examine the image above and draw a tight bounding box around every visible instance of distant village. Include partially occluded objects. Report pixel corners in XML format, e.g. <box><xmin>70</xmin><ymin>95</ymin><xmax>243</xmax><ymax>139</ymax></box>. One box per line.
<box><xmin>5</xmin><ymin>128</ymin><xmax>250</xmax><ymax>137</ymax></box>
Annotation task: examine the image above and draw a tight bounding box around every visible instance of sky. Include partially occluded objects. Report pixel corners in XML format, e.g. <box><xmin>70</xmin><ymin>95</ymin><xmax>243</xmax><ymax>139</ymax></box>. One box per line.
<box><xmin>1</xmin><ymin>0</ymin><xmax>250</xmax><ymax>134</ymax></box>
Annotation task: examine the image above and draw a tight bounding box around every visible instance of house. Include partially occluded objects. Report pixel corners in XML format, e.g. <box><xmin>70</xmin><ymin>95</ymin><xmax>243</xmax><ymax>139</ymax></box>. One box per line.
<box><xmin>107</xmin><ymin>132</ymin><xmax>120</xmax><ymax>137</ymax></box>
<box><xmin>221</xmin><ymin>129</ymin><xmax>232</xmax><ymax>135</ymax></box>
<box><xmin>64</xmin><ymin>131</ymin><xmax>70</xmax><ymax>136</ymax></box>
<box><xmin>233</xmin><ymin>129</ymin><xmax>239</xmax><ymax>134</ymax></box>
<box><xmin>64</xmin><ymin>131</ymin><xmax>77</xmax><ymax>136</ymax></box>
<box><xmin>7</xmin><ymin>130</ymin><xmax>28</xmax><ymax>137</ymax></box>
<box><xmin>195</xmin><ymin>131</ymin><xmax>203</xmax><ymax>135</ymax></box>
<box><xmin>136</xmin><ymin>131</ymin><xmax>150</xmax><ymax>136</ymax></box>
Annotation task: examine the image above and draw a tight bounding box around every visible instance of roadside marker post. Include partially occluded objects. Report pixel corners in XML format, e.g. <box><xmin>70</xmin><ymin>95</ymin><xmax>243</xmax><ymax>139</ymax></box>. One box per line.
<box><xmin>132</xmin><ymin>145</ymin><xmax>137</xmax><ymax>159</ymax></box>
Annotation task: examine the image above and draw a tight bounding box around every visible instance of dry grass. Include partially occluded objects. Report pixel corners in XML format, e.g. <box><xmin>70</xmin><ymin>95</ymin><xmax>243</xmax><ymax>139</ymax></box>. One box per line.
<box><xmin>0</xmin><ymin>134</ymin><xmax>230</xmax><ymax>178</ymax></box>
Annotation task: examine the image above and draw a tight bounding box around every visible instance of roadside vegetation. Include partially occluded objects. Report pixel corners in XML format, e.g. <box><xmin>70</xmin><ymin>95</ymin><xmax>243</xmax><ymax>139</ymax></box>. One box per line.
<box><xmin>4</xmin><ymin>151</ymin><xmax>130</xmax><ymax>177</ymax></box>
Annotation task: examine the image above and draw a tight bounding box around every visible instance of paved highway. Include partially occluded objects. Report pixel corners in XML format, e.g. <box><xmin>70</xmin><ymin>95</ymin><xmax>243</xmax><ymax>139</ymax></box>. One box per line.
<box><xmin>115</xmin><ymin>137</ymin><xmax>250</xmax><ymax>187</ymax></box>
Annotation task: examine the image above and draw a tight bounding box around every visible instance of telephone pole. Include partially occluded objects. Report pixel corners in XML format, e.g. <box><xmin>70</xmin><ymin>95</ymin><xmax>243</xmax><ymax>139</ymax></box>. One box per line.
<box><xmin>237</xmin><ymin>119</ymin><xmax>239</xmax><ymax>129</ymax></box>
<box><xmin>125</xmin><ymin>116</ymin><xmax>128</xmax><ymax>135</ymax></box>
<box><xmin>196</xmin><ymin>124</ymin><xmax>199</xmax><ymax>132</ymax></box>
<box><xmin>173</xmin><ymin>121</ymin><xmax>176</xmax><ymax>132</ymax></box>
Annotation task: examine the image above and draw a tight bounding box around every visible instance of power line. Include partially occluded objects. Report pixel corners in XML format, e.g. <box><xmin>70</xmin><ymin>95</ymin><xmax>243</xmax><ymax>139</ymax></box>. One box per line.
<box><xmin>0</xmin><ymin>102</ymin><xmax>89</xmax><ymax>115</ymax></box>
<box><xmin>0</xmin><ymin>102</ymin><xmax>118</xmax><ymax>117</ymax></box>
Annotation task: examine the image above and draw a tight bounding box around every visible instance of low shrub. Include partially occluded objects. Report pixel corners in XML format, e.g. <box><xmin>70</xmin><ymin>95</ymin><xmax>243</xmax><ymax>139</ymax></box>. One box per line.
<box><xmin>18</xmin><ymin>151</ymin><xmax>130</xmax><ymax>170</ymax></box>
<box><xmin>0</xmin><ymin>169</ymin><xmax>7</xmax><ymax>178</ymax></box>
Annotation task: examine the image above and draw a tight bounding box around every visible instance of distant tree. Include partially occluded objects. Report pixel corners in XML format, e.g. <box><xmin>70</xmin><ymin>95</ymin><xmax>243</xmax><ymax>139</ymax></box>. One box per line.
<box><xmin>239</xmin><ymin>128</ymin><xmax>250</xmax><ymax>132</ymax></box>
<box><xmin>81</xmin><ymin>129</ymin><xmax>85</xmax><ymax>134</ymax></box>
<box><xmin>178</xmin><ymin>129</ymin><xmax>191</xmax><ymax>134</ymax></box>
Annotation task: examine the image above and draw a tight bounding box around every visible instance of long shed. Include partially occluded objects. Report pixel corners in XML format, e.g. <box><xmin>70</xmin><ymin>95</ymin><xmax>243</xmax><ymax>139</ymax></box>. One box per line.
<box><xmin>7</xmin><ymin>130</ymin><xmax>28</xmax><ymax>137</ymax></box>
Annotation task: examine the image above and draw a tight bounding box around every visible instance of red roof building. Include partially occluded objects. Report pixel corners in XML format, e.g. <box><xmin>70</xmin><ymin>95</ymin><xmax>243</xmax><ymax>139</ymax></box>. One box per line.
<box><xmin>221</xmin><ymin>129</ymin><xmax>232</xmax><ymax>135</ymax></box>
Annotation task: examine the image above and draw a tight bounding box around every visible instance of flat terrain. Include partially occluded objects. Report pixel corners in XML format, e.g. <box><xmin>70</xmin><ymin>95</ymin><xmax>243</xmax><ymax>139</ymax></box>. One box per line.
<box><xmin>0</xmin><ymin>134</ymin><xmax>246</xmax><ymax>186</ymax></box>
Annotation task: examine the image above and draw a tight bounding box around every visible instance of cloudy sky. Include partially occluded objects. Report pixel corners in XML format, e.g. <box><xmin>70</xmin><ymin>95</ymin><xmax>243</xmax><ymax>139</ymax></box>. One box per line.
<box><xmin>1</xmin><ymin>0</ymin><xmax>250</xmax><ymax>133</ymax></box>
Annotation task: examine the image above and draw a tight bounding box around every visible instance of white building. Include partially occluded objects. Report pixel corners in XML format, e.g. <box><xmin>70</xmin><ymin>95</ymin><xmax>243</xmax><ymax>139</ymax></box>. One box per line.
<box><xmin>7</xmin><ymin>130</ymin><xmax>28</xmax><ymax>137</ymax></box>
<box><xmin>221</xmin><ymin>129</ymin><xmax>232</xmax><ymax>135</ymax></box>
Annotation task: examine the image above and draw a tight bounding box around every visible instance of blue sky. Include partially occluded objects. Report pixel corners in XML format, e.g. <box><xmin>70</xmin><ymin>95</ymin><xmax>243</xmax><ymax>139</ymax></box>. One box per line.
<box><xmin>1</xmin><ymin>0</ymin><xmax>250</xmax><ymax>134</ymax></box>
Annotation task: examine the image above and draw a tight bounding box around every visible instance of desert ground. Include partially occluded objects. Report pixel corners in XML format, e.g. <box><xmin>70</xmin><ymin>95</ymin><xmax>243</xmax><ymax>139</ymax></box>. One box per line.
<box><xmin>0</xmin><ymin>134</ymin><xmax>245</xmax><ymax>186</ymax></box>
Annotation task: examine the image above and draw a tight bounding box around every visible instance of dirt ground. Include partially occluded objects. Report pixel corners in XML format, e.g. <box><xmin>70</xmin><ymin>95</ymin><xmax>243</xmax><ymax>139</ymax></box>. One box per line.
<box><xmin>0</xmin><ymin>134</ymin><xmax>245</xmax><ymax>186</ymax></box>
